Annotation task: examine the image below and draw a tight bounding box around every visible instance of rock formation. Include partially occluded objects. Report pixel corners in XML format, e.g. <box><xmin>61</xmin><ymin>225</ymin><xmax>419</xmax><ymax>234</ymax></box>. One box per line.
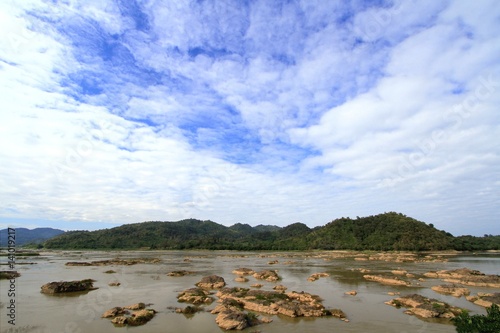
<box><xmin>431</xmin><ymin>284</ymin><xmax>470</xmax><ymax>297</ymax></box>
<box><xmin>424</xmin><ymin>268</ymin><xmax>500</xmax><ymax>288</ymax></box>
<box><xmin>41</xmin><ymin>279</ymin><xmax>97</xmax><ymax>294</ymax></box>
<box><xmin>196</xmin><ymin>275</ymin><xmax>226</xmax><ymax>289</ymax></box>
<box><xmin>385</xmin><ymin>294</ymin><xmax>464</xmax><ymax>319</ymax></box>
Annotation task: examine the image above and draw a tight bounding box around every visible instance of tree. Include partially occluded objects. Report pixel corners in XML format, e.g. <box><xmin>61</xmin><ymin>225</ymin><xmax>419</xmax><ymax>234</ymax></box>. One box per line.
<box><xmin>452</xmin><ymin>304</ymin><xmax>500</xmax><ymax>333</ymax></box>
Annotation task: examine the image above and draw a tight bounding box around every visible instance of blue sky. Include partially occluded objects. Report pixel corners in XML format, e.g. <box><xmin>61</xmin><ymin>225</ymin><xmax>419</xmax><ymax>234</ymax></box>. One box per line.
<box><xmin>0</xmin><ymin>0</ymin><xmax>499</xmax><ymax>236</ymax></box>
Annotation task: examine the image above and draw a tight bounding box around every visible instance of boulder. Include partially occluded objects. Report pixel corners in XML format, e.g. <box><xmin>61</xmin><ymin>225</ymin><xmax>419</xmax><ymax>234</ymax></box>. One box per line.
<box><xmin>235</xmin><ymin>276</ymin><xmax>248</xmax><ymax>283</ymax></box>
<box><xmin>253</xmin><ymin>270</ymin><xmax>280</xmax><ymax>282</ymax></box>
<box><xmin>108</xmin><ymin>282</ymin><xmax>121</xmax><ymax>287</ymax></box>
<box><xmin>345</xmin><ymin>290</ymin><xmax>357</xmax><ymax>296</ymax></box>
<box><xmin>177</xmin><ymin>287</ymin><xmax>214</xmax><ymax>304</ymax></box>
<box><xmin>102</xmin><ymin>307</ymin><xmax>127</xmax><ymax>318</ymax></box>
<box><xmin>196</xmin><ymin>275</ymin><xmax>226</xmax><ymax>289</ymax></box>
<box><xmin>0</xmin><ymin>271</ymin><xmax>21</xmax><ymax>280</ymax></box>
<box><xmin>41</xmin><ymin>279</ymin><xmax>96</xmax><ymax>294</ymax></box>
<box><xmin>431</xmin><ymin>284</ymin><xmax>470</xmax><ymax>297</ymax></box>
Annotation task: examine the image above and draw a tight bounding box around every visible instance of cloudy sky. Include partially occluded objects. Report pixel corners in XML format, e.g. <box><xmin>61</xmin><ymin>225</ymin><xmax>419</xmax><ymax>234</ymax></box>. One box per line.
<box><xmin>0</xmin><ymin>0</ymin><xmax>499</xmax><ymax>236</ymax></box>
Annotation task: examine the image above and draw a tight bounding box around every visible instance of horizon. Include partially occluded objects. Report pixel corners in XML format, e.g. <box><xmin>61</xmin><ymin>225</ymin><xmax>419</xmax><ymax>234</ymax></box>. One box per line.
<box><xmin>1</xmin><ymin>1</ymin><xmax>499</xmax><ymax>237</ymax></box>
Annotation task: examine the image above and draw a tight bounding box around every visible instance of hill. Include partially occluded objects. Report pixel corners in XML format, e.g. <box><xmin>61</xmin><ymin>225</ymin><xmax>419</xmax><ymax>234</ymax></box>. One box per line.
<box><xmin>0</xmin><ymin>227</ymin><xmax>65</xmax><ymax>247</ymax></box>
<box><xmin>39</xmin><ymin>212</ymin><xmax>500</xmax><ymax>251</ymax></box>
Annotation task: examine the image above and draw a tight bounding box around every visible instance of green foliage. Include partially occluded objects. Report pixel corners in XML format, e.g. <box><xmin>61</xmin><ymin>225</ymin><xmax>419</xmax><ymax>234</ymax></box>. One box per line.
<box><xmin>453</xmin><ymin>304</ymin><xmax>500</xmax><ymax>333</ymax></box>
<box><xmin>41</xmin><ymin>213</ymin><xmax>498</xmax><ymax>251</ymax></box>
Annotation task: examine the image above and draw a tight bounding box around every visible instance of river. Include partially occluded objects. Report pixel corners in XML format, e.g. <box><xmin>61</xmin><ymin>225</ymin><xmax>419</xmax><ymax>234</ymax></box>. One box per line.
<box><xmin>1</xmin><ymin>250</ymin><xmax>499</xmax><ymax>333</ymax></box>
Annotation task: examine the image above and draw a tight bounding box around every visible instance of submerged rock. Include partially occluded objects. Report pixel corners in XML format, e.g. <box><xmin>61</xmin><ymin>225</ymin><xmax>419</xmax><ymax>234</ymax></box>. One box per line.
<box><xmin>235</xmin><ymin>276</ymin><xmax>249</xmax><ymax>283</ymax></box>
<box><xmin>167</xmin><ymin>270</ymin><xmax>195</xmax><ymax>277</ymax></box>
<box><xmin>385</xmin><ymin>294</ymin><xmax>464</xmax><ymax>319</ymax></box>
<box><xmin>431</xmin><ymin>284</ymin><xmax>470</xmax><ymax>297</ymax></box>
<box><xmin>175</xmin><ymin>305</ymin><xmax>203</xmax><ymax>315</ymax></box>
<box><xmin>196</xmin><ymin>275</ymin><xmax>226</xmax><ymax>289</ymax></box>
<box><xmin>232</xmin><ymin>268</ymin><xmax>255</xmax><ymax>275</ymax></box>
<box><xmin>307</xmin><ymin>272</ymin><xmax>329</xmax><ymax>282</ymax></box>
<box><xmin>0</xmin><ymin>271</ymin><xmax>21</xmax><ymax>280</ymax></box>
<box><xmin>41</xmin><ymin>279</ymin><xmax>96</xmax><ymax>294</ymax></box>
<box><xmin>424</xmin><ymin>268</ymin><xmax>500</xmax><ymax>288</ymax></box>
<box><xmin>345</xmin><ymin>290</ymin><xmax>357</xmax><ymax>296</ymax></box>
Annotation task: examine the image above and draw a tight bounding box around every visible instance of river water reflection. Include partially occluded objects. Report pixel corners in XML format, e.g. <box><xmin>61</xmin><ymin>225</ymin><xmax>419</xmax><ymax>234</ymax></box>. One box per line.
<box><xmin>1</xmin><ymin>250</ymin><xmax>499</xmax><ymax>333</ymax></box>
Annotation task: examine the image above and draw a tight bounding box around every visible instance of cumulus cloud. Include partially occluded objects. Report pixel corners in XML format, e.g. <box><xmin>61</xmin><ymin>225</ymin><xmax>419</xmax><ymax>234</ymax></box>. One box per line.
<box><xmin>0</xmin><ymin>0</ymin><xmax>499</xmax><ymax>235</ymax></box>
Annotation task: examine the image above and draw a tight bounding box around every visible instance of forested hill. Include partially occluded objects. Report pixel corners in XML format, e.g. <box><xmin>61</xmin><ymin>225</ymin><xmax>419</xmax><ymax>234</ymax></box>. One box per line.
<box><xmin>41</xmin><ymin>212</ymin><xmax>500</xmax><ymax>251</ymax></box>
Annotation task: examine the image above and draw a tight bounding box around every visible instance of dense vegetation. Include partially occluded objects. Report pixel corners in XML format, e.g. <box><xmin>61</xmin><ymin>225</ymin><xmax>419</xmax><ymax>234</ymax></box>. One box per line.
<box><xmin>453</xmin><ymin>304</ymin><xmax>500</xmax><ymax>333</ymax></box>
<box><xmin>41</xmin><ymin>212</ymin><xmax>500</xmax><ymax>251</ymax></box>
<box><xmin>0</xmin><ymin>227</ymin><xmax>64</xmax><ymax>247</ymax></box>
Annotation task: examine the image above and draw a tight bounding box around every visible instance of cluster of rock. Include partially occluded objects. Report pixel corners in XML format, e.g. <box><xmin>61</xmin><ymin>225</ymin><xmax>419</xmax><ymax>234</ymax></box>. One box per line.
<box><xmin>216</xmin><ymin>287</ymin><xmax>346</xmax><ymax>320</ymax></box>
<box><xmin>41</xmin><ymin>279</ymin><xmax>97</xmax><ymax>294</ymax></box>
<box><xmin>385</xmin><ymin>294</ymin><xmax>464</xmax><ymax>319</ymax></box>
<box><xmin>466</xmin><ymin>292</ymin><xmax>500</xmax><ymax>308</ymax></box>
<box><xmin>431</xmin><ymin>284</ymin><xmax>470</xmax><ymax>297</ymax></box>
<box><xmin>65</xmin><ymin>258</ymin><xmax>160</xmax><ymax>266</ymax></box>
<box><xmin>211</xmin><ymin>298</ymin><xmax>271</xmax><ymax>330</ymax></box>
<box><xmin>363</xmin><ymin>275</ymin><xmax>411</xmax><ymax>286</ymax></box>
<box><xmin>353</xmin><ymin>253</ymin><xmax>447</xmax><ymax>263</ymax></box>
<box><xmin>307</xmin><ymin>272</ymin><xmax>329</xmax><ymax>282</ymax></box>
<box><xmin>424</xmin><ymin>268</ymin><xmax>500</xmax><ymax>288</ymax></box>
<box><xmin>102</xmin><ymin>303</ymin><xmax>156</xmax><ymax>326</ymax></box>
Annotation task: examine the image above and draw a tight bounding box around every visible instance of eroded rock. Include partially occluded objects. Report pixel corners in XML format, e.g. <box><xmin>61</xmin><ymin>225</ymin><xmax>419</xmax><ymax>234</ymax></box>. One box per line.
<box><xmin>41</xmin><ymin>279</ymin><xmax>97</xmax><ymax>294</ymax></box>
<box><xmin>424</xmin><ymin>268</ymin><xmax>500</xmax><ymax>288</ymax></box>
<box><xmin>196</xmin><ymin>275</ymin><xmax>226</xmax><ymax>289</ymax></box>
<box><xmin>363</xmin><ymin>275</ymin><xmax>411</xmax><ymax>286</ymax></box>
<box><xmin>177</xmin><ymin>287</ymin><xmax>214</xmax><ymax>304</ymax></box>
<box><xmin>431</xmin><ymin>284</ymin><xmax>470</xmax><ymax>297</ymax></box>
<box><xmin>167</xmin><ymin>270</ymin><xmax>195</xmax><ymax>277</ymax></box>
<box><xmin>385</xmin><ymin>294</ymin><xmax>464</xmax><ymax>319</ymax></box>
<box><xmin>253</xmin><ymin>270</ymin><xmax>280</xmax><ymax>282</ymax></box>
<box><xmin>307</xmin><ymin>272</ymin><xmax>329</xmax><ymax>282</ymax></box>
<box><xmin>103</xmin><ymin>304</ymin><xmax>156</xmax><ymax>327</ymax></box>
<box><xmin>466</xmin><ymin>292</ymin><xmax>500</xmax><ymax>308</ymax></box>
<box><xmin>232</xmin><ymin>268</ymin><xmax>255</xmax><ymax>275</ymax></box>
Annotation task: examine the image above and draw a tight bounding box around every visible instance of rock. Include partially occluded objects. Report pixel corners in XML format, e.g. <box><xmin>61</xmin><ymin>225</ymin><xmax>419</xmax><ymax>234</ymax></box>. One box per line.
<box><xmin>251</xmin><ymin>284</ymin><xmax>263</xmax><ymax>288</ymax></box>
<box><xmin>388</xmin><ymin>292</ymin><xmax>401</xmax><ymax>296</ymax></box>
<box><xmin>260</xmin><ymin>316</ymin><xmax>273</xmax><ymax>323</ymax></box>
<box><xmin>104</xmin><ymin>270</ymin><xmax>116</xmax><ymax>274</ymax></box>
<box><xmin>175</xmin><ymin>305</ymin><xmax>202</xmax><ymax>314</ymax></box>
<box><xmin>363</xmin><ymin>275</ymin><xmax>411</xmax><ymax>286</ymax></box>
<box><xmin>196</xmin><ymin>275</ymin><xmax>226</xmax><ymax>289</ymax></box>
<box><xmin>268</xmin><ymin>260</ymin><xmax>279</xmax><ymax>265</ymax></box>
<box><xmin>65</xmin><ymin>258</ymin><xmax>160</xmax><ymax>266</ymax></box>
<box><xmin>327</xmin><ymin>308</ymin><xmax>347</xmax><ymax>319</ymax></box>
<box><xmin>307</xmin><ymin>272</ymin><xmax>329</xmax><ymax>282</ymax></box>
<box><xmin>466</xmin><ymin>292</ymin><xmax>500</xmax><ymax>308</ymax></box>
<box><xmin>102</xmin><ymin>307</ymin><xmax>127</xmax><ymax>318</ymax></box>
<box><xmin>235</xmin><ymin>276</ymin><xmax>249</xmax><ymax>283</ymax></box>
<box><xmin>41</xmin><ymin>279</ymin><xmax>97</xmax><ymax>294</ymax></box>
<box><xmin>103</xmin><ymin>305</ymin><xmax>156</xmax><ymax>327</ymax></box>
<box><xmin>423</xmin><ymin>268</ymin><xmax>500</xmax><ymax>288</ymax></box>
<box><xmin>273</xmin><ymin>285</ymin><xmax>287</xmax><ymax>292</ymax></box>
<box><xmin>431</xmin><ymin>284</ymin><xmax>470</xmax><ymax>297</ymax></box>
<box><xmin>392</xmin><ymin>270</ymin><xmax>408</xmax><ymax>276</ymax></box>
<box><xmin>167</xmin><ymin>270</ymin><xmax>195</xmax><ymax>277</ymax></box>
<box><xmin>177</xmin><ymin>287</ymin><xmax>214</xmax><ymax>304</ymax></box>
<box><xmin>0</xmin><ymin>271</ymin><xmax>21</xmax><ymax>280</ymax></box>
<box><xmin>253</xmin><ymin>270</ymin><xmax>280</xmax><ymax>282</ymax></box>
<box><xmin>232</xmin><ymin>268</ymin><xmax>255</xmax><ymax>275</ymax></box>
<box><xmin>385</xmin><ymin>294</ymin><xmax>464</xmax><ymax>320</ymax></box>
<box><xmin>215</xmin><ymin>309</ymin><xmax>251</xmax><ymax>330</ymax></box>
<box><xmin>124</xmin><ymin>303</ymin><xmax>145</xmax><ymax>310</ymax></box>
<box><xmin>108</xmin><ymin>282</ymin><xmax>121</xmax><ymax>287</ymax></box>
<box><xmin>345</xmin><ymin>290</ymin><xmax>357</xmax><ymax>296</ymax></box>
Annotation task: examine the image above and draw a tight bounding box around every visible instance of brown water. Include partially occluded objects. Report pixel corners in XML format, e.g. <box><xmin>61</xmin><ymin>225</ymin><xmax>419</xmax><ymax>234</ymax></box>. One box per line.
<box><xmin>1</xmin><ymin>251</ymin><xmax>499</xmax><ymax>333</ymax></box>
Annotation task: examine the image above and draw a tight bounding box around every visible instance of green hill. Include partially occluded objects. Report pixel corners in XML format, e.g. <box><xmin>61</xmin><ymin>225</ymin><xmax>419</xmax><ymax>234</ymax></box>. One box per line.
<box><xmin>41</xmin><ymin>212</ymin><xmax>498</xmax><ymax>251</ymax></box>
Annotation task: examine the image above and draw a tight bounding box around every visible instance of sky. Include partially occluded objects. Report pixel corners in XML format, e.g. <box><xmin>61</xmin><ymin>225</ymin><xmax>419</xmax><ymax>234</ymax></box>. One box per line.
<box><xmin>0</xmin><ymin>0</ymin><xmax>499</xmax><ymax>236</ymax></box>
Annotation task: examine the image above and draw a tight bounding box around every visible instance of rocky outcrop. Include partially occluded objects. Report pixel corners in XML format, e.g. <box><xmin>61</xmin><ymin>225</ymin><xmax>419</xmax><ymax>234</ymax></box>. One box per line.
<box><xmin>211</xmin><ymin>299</ymin><xmax>263</xmax><ymax>330</ymax></box>
<box><xmin>307</xmin><ymin>272</ymin><xmax>329</xmax><ymax>282</ymax></box>
<box><xmin>363</xmin><ymin>275</ymin><xmax>411</xmax><ymax>286</ymax></box>
<box><xmin>167</xmin><ymin>270</ymin><xmax>195</xmax><ymax>277</ymax></box>
<box><xmin>424</xmin><ymin>268</ymin><xmax>500</xmax><ymax>288</ymax></box>
<box><xmin>253</xmin><ymin>270</ymin><xmax>280</xmax><ymax>282</ymax></box>
<box><xmin>466</xmin><ymin>292</ymin><xmax>500</xmax><ymax>308</ymax></box>
<box><xmin>215</xmin><ymin>287</ymin><xmax>346</xmax><ymax>319</ymax></box>
<box><xmin>66</xmin><ymin>258</ymin><xmax>160</xmax><ymax>266</ymax></box>
<box><xmin>41</xmin><ymin>279</ymin><xmax>97</xmax><ymax>294</ymax></box>
<box><xmin>175</xmin><ymin>305</ymin><xmax>203</xmax><ymax>315</ymax></box>
<box><xmin>196</xmin><ymin>275</ymin><xmax>226</xmax><ymax>289</ymax></box>
<box><xmin>232</xmin><ymin>268</ymin><xmax>254</xmax><ymax>275</ymax></box>
<box><xmin>177</xmin><ymin>287</ymin><xmax>214</xmax><ymax>304</ymax></box>
<box><xmin>102</xmin><ymin>303</ymin><xmax>156</xmax><ymax>326</ymax></box>
<box><xmin>0</xmin><ymin>271</ymin><xmax>20</xmax><ymax>280</ymax></box>
<box><xmin>345</xmin><ymin>290</ymin><xmax>357</xmax><ymax>296</ymax></box>
<box><xmin>431</xmin><ymin>284</ymin><xmax>470</xmax><ymax>297</ymax></box>
<box><xmin>385</xmin><ymin>294</ymin><xmax>464</xmax><ymax>319</ymax></box>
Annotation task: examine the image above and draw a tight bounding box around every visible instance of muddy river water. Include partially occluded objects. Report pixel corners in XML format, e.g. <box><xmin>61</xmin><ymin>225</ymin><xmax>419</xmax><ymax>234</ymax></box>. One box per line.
<box><xmin>1</xmin><ymin>250</ymin><xmax>499</xmax><ymax>333</ymax></box>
